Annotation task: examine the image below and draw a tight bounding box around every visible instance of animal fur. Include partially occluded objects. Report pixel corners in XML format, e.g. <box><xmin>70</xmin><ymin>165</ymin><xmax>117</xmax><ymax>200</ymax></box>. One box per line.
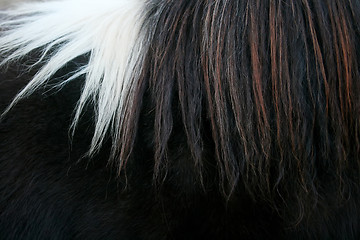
<box><xmin>0</xmin><ymin>0</ymin><xmax>359</xmax><ymax>239</ymax></box>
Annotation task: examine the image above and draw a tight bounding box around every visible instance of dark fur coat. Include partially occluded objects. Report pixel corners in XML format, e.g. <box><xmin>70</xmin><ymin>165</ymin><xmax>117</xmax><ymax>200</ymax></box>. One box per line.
<box><xmin>0</xmin><ymin>0</ymin><xmax>359</xmax><ymax>239</ymax></box>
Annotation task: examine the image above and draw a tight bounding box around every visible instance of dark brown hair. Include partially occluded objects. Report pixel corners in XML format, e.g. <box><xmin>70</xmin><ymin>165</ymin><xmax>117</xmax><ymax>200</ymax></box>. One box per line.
<box><xmin>1</xmin><ymin>0</ymin><xmax>360</xmax><ymax>237</ymax></box>
<box><xmin>117</xmin><ymin>0</ymin><xmax>360</xmax><ymax>223</ymax></box>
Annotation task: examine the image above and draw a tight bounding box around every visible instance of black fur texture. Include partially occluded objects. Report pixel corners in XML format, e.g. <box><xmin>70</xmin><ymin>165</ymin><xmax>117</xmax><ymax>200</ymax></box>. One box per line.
<box><xmin>1</xmin><ymin>0</ymin><xmax>360</xmax><ymax>239</ymax></box>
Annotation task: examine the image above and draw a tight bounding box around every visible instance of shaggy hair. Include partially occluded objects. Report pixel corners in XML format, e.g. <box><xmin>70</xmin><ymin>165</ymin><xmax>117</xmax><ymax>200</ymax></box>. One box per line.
<box><xmin>0</xmin><ymin>0</ymin><xmax>359</xmax><ymax>239</ymax></box>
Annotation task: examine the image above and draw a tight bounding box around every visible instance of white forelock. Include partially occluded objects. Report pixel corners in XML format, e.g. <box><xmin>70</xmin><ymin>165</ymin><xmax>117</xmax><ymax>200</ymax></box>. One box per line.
<box><xmin>0</xmin><ymin>0</ymin><xmax>147</xmax><ymax>155</ymax></box>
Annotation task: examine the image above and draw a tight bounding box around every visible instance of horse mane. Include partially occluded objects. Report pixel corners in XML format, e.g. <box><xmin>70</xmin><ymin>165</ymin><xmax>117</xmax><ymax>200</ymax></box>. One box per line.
<box><xmin>1</xmin><ymin>0</ymin><xmax>360</xmax><ymax>224</ymax></box>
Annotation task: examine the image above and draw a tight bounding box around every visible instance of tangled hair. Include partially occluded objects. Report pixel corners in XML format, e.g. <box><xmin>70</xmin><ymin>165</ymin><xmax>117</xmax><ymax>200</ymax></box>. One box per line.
<box><xmin>0</xmin><ymin>0</ymin><xmax>360</xmax><ymax>239</ymax></box>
